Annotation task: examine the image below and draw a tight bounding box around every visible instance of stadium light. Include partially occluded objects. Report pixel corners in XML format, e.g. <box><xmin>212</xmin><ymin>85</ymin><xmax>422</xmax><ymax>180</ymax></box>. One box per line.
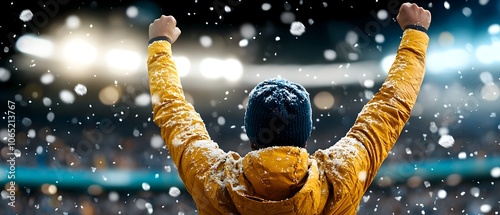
<box><xmin>172</xmin><ymin>56</ymin><xmax>191</xmax><ymax>77</ymax></box>
<box><xmin>426</xmin><ymin>49</ymin><xmax>471</xmax><ymax>73</ymax></box>
<box><xmin>475</xmin><ymin>44</ymin><xmax>500</xmax><ymax>64</ymax></box>
<box><xmin>222</xmin><ymin>58</ymin><xmax>243</xmax><ymax>82</ymax></box>
<box><xmin>200</xmin><ymin>58</ymin><xmax>223</xmax><ymax>79</ymax></box>
<box><xmin>16</xmin><ymin>35</ymin><xmax>54</xmax><ymax>58</ymax></box>
<box><xmin>200</xmin><ymin>58</ymin><xmax>243</xmax><ymax>81</ymax></box>
<box><xmin>62</xmin><ymin>38</ymin><xmax>97</xmax><ymax>67</ymax></box>
<box><xmin>105</xmin><ymin>48</ymin><xmax>141</xmax><ymax>73</ymax></box>
<box><xmin>380</xmin><ymin>54</ymin><xmax>395</xmax><ymax>73</ymax></box>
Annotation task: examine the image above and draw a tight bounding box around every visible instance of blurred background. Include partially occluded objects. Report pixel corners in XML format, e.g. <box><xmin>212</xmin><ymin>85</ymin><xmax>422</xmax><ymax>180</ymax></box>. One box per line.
<box><xmin>0</xmin><ymin>0</ymin><xmax>499</xmax><ymax>214</ymax></box>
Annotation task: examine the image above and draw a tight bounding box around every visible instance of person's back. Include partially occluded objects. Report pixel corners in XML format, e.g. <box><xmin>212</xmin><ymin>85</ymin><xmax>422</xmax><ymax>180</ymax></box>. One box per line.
<box><xmin>147</xmin><ymin>3</ymin><xmax>431</xmax><ymax>214</ymax></box>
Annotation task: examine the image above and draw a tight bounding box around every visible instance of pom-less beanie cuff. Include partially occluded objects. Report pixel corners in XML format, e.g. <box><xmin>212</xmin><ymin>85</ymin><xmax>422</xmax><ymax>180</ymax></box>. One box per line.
<box><xmin>244</xmin><ymin>77</ymin><xmax>312</xmax><ymax>149</ymax></box>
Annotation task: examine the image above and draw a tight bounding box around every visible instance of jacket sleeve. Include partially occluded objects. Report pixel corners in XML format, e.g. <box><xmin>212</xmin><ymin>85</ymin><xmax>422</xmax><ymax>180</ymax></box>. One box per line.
<box><xmin>346</xmin><ymin>29</ymin><xmax>429</xmax><ymax>186</ymax></box>
<box><xmin>147</xmin><ymin>41</ymin><xmax>226</xmax><ymax>199</ymax></box>
<box><xmin>346</xmin><ymin>29</ymin><xmax>429</xmax><ymax>188</ymax></box>
<box><xmin>312</xmin><ymin>29</ymin><xmax>429</xmax><ymax>214</ymax></box>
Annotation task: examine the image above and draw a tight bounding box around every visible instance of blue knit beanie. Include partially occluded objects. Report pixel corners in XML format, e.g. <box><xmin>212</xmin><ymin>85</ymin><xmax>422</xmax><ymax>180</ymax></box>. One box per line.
<box><xmin>244</xmin><ymin>77</ymin><xmax>312</xmax><ymax>149</ymax></box>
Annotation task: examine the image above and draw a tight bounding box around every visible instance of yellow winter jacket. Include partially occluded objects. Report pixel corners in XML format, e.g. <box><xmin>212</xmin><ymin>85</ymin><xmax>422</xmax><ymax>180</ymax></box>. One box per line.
<box><xmin>147</xmin><ymin>29</ymin><xmax>429</xmax><ymax>215</ymax></box>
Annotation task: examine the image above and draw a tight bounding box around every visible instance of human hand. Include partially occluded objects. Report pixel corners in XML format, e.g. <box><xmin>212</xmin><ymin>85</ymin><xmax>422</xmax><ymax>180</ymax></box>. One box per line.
<box><xmin>149</xmin><ymin>15</ymin><xmax>181</xmax><ymax>43</ymax></box>
<box><xmin>396</xmin><ymin>2</ymin><xmax>431</xmax><ymax>31</ymax></box>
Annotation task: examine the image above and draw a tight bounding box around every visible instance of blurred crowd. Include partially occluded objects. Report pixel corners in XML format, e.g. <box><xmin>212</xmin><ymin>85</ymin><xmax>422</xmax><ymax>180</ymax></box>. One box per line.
<box><xmin>1</xmin><ymin>81</ymin><xmax>499</xmax><ymax>215</ymax></box>
<box><xmin>1</xmin><ymin>176</ymin><xmax>498</xmax><ymax>214</ymax></box>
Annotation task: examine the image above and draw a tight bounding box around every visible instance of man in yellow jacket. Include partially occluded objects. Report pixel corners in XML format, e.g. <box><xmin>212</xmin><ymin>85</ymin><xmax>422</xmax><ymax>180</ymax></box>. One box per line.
<box><xmin>147</xmin><ymin>2</ymin><xmax>431</xmax><ymax>214</ymax></box>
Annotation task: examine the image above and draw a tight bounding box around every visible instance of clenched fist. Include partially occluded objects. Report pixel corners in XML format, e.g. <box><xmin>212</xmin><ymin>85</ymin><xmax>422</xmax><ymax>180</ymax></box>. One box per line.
<box><xmin>149</xmin><ymin>15</ymin><xmax>182</xmax><ymax>43</ymax></box>
<box><xmin>397</xmin><ymin>3</ymin><xmax>431</xmax><ymax>31</ymax></box>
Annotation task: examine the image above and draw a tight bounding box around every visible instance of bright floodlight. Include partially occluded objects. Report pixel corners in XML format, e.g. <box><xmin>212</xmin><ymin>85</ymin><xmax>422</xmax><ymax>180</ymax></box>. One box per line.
<box><xmin>105</xmin><ymin>49</ymin><xmax>141</xmax><ymax>73</ymax></box>
<box><xmin>16</xmin><ymin>35</ymin><xmax>54</xmax><ymax>58</ymax></box>
<box><xmin>200</xmin><ymin>58</ymin><xmax>223</xmax><ymax>79</ymax></box>
<box><xmin>223</xmin><ymin>59</ymin><xmax>243</xmax><ymax>81</ymax></box>
<box><xmin>380</xmin><ymin>54</ymin><xmax>396</xmax><ymax>73</ymax></box>
<box><xmin>172</xmin><ymin>56</ymin><xmax>191</xmax><ymax>77</ymax></box>
<box><xmin>427</xmin><ymin>49</ymin><xmax>470</xmax><ymax>73</ymax></box>
<box><xmin>63</xmin><ymin>39</ymin><xmax>97</xmax><ymax>66</ymax></box>
<box><xmin>200</xmin><ymin>58</ymin><xmax>243</xmax><ymax>81</ymax></box>
<box><xmin>476</xmin><ymin>45</ymin><xmax>497</xmax><ymax>64</ymax></box>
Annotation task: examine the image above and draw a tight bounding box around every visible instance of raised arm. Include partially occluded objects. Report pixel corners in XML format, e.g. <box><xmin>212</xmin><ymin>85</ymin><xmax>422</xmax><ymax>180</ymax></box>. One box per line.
<box><xmin>311</xmin><ymin>4</ymin><xmax>431</xmax><ymax>213</ymax></box>
<box><xmin>347</xmin><ymin>3</ymin><xmax>431</xmax><ymax>187</ymax></box>
<box><xmin>147</xmin><ymin>16</ymin><xmax>224</xmax><ymax>192</ymax></box>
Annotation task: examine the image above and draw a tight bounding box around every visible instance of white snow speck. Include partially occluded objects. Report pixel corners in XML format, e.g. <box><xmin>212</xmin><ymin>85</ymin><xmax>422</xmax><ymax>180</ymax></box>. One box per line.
<box><xmin>470</xmin><ymin>187</ymin><xmax>480</xmax><ymax>197</ymax></box>
<box><xmin>479</xmin><ymin>0</ymin><xmax>489</xmax><ymax>6</ymax></box>
<box><xmin>59</xmin><ymin>90</ymin><xmax>75</xmax><ymax>104</ymax></box>
<box><xmin>164</xmin><ymin>165</ymin><xmax>171</xmax><ymax>172</ymax></box>
<box><xmin>0</xmin><ymin>67</ymin><xmax>11</xmax><ymax>82</ymax></box>
<box><xmin>142</xmin><ymin>182</ymin><xmax>150</xmax><ymax>191</ymax></box>
<box><xmin>28</xmin><ymin>129</ymin><xmax>36</xmax><ymax>138</ymax></box>
<box><xmin>480</xmin><ymin>204</ymin><xmax>492</xmax><ymax>213</ymax></box>
<box><xmin>429</xmin><ymin>122</ymin><xmax>438</xmax><ymax>133</ymax></box>
<box><xmin>443</xmin><ymin>1</ymin><xmax>450</xmax><ymax>9</ymax></box>
<box><xmin>47</xmin><ymin>111</ymin><xmax>55</xmax><ymax>122</ymax></box>
<box><xmin>42</xmin><ymin>97</ymin><xmax>52</xmax><ymax>107</ymax></box>
<box><xmin>377</xmin><ymin>10</ymin><xmax>388</xmax><ymax>20</ymax></box>
<box><xmin>126</xmin><ymin>6</ymin><xmax>139</xmax><ymax>18</ymax></box>
<box><xmin>46</xmin><ymin>134</ymin><xmax>56</xmax><ymax>143</ymax></box>
<box><xmin>169</xmin><ymin>187</ymin><xmax>181</xmax><ymax>197</ymax></box>
<box><xmin>40</xmin><ymin>73</ymin><xmax>54</xmax><ymax>85</ymax></box>
<box><xmin>14</xmin><ymin>149</ymin><xmax>21</xmax><ymax>158</ymax></box>
<box><xmin>362</xmin><ymin>195</ymin><xmax>370</xmax><ymax>203</ymax></box>
<box><xmin>145</xmin><ymin>202</ymin><xmax>153</xmax><ymax>214</ymax></box>
<box><xmin>74</xmin><ymin>84</ymin><xmax>87</xmax><ymax>96</ymax></box>
<box><xmin>150</xmin><ymin>135</ymin><xmax>164</xmax><ymax>149</ymax></box>
<box><xmin>290</xmin><ymin>21</ymin><xmax>306</xmax><ymax>36</ymax></box>
<box><xmin>217</xmin><ymin>116</ymin><xmax>225</xmax><ymax>126</ymax></box>
<box><xmin>458</xmin><ymin>152</ymin><xmax>467</xmax><ymax>159</ymax></box>
<box><xmin>438</xmin><ymin>134</ymin><xmax>455</xmax><ymax>148</ymax></box>
<box><xmin>135</xmin><ymin>93</ymin><xmax>151</xmax><ymax>106</ymax></box>
<box><xmin>240</xmin><ymin>133</ymin><xmax>248</xmax><ymax>141</ymax></box>
<box><xmin>19</xmin><ymin>9</ymin><xmax>33</xmax><ymax>22</ymax></box>
<box><xmin>324</xmin><ymin>49</ymin><xmax>337</xmax><ymax>61</ymax></box>
<box><xmin>108</xmin><ymin>191</ymin><xmax>119</xmax><ymax>202</ymax></box>
<box><xmin>462</xmin><ymin>7</ymin><xmax>472</xmax><ymax>17</ymax></box>
<box><xmin>261</xmin><ymin>3</ymin><xmax>271</xmax><ymax>11</ymax></box>
<box><xmin>491</xmin><ymin>167</ymin><xmax>500</xmax><ymax>178</ymax></box>
<box><xmin>437</xmin><ymin>189</ymin><xmax>447</xmax><ymax>199</ymax></box>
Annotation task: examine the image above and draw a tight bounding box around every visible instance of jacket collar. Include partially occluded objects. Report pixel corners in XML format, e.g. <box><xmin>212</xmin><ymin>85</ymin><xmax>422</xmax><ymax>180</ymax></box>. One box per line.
<box><xmin>226</xmin><ymin>146</ymin><xmax>328</xmax><ymax>214</ymax></box>
<box><xmin>242</xmin><ymin>146</ymin><xmax>309</xmax><ymax>201</ymax></box>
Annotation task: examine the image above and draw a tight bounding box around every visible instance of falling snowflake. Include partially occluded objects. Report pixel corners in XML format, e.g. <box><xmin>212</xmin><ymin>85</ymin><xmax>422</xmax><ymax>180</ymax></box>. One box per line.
<box><xmin>169</xmin><ymin>186</ymin><xmax>181</xmax><ymax>197</ymax></box>
<box><xmin>59</xmin><ymin>90</ymin><xmax>75</xmax><ymax>104</ymax></box>
<box><xmin>47</xmin><ymin>112</ymin><xmax>55</xmax><ymax>122</ymax></box>
<box><xmin>19</xmin><ymin>9</ymin><xmax>33</xmax><ymax>22</ymax></box>
<box><xmin>74</xmin><ymin>84</ymin><xmax>88</xmax><ymax>96</ymax></box>
<box><xmin>145</xmin><ymin>202</ymin><xmax>153</xmax><ymax>214</ymax></box>
<box><xmin>290</xmin><ymin>21</ymin><xmax>306</xmax><ymax>36</ymax></box>
<box><xmin>438</xmin><ymin>134</ymin><xmax>455</xmax><ymax>148</ymax></box>
<box><xmin>0</xmin><ymin>67</ymin><xmax>10</xmax><ymax>82</ymax></box>
<box><xmin>142</xmin><ymin>182</ymin><xmax>151</xmax><ymax>191</ymax></box>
